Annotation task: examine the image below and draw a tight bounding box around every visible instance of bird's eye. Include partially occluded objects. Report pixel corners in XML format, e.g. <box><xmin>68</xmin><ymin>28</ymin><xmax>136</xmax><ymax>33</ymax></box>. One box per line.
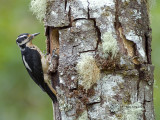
<box><xmin>23</xmin><ymin>36</ymin><xmax>27</xmax><ymax>39</ymax></box>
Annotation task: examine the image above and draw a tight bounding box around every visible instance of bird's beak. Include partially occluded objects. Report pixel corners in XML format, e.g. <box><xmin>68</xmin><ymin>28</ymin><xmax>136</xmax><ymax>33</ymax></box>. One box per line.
<box><xmin>29</xmin><ymin>33</ymin><xmax>40</xmax><ymax>41</ymax></box>
<box><xmin>32</xmin><ymin>33</ymin><xmax>40</xmax><ymax>37</ymax></box>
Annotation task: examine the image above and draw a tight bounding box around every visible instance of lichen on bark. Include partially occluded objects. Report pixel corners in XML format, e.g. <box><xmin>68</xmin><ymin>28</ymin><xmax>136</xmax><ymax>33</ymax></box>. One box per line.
<box><xmin>42</xmin><ymin>0</ymin><xmax>155</xmax><ymax>119</ymax></box>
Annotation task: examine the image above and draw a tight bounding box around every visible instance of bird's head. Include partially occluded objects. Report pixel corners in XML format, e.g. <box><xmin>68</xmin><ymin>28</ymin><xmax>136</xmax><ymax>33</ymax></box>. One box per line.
<box><xmin>16</xmin><ymin>33</ymin><xmax>40</xmax><ymax>48</ymax></box>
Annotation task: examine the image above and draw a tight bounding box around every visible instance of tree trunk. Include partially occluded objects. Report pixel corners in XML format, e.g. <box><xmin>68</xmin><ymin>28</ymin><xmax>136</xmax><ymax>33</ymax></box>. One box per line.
<box><xmin>44</xmin><ymin>0</ymin><xmax>154</xmax><ymax>120</ymax></box>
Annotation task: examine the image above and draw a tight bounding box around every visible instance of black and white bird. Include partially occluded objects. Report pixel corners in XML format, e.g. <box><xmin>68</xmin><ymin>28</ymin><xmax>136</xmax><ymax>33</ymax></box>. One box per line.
<box><xmin>16</xmin><ymin>33</ymin><xmax>57</xmax><ymax>103</ymax></box>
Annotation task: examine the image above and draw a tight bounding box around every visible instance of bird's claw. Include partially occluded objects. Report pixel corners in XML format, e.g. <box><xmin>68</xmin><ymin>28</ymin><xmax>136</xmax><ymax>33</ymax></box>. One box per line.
<box><xmin>48</xmin><ymin>48</ymin><xmax>59</xmax><ymax>73</ymax></box>
<box><xmin>43</xmin><ymin>50</ymin><xmax>48</xmax><ymax>57</ymax></box>
<box><xmin>51</xmin><ymin>48</ymin><xmax>58</xmax><ymax>60</ymax></box>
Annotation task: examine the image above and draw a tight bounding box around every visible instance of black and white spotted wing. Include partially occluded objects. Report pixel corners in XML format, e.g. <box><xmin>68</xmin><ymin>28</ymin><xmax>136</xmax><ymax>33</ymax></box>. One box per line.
<box><xmin>21</xmin><ymin>47</ymin><xmax>45</xmax><ymax>90</ymax></box>
<box><xmin>21</xmin><ymin>47</ymin><xmax>57</xmax><ymax>102</ymax></box>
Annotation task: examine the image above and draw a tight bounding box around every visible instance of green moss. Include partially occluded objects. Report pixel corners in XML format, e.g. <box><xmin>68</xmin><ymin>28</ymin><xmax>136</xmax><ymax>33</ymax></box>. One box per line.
<box><xmin>30</xmin><ymin>0</ymin><xmax>47</xmax><ymax>21</ymax></box>
<box><xmin>77</xmin><ymin>54</ymin><xmax>100</xmax><ymax>90</ymax></box>
<box><xmin>102</xmin><ymin>32</ymin><xmax>118</xmax><ymax>59</ymax></box>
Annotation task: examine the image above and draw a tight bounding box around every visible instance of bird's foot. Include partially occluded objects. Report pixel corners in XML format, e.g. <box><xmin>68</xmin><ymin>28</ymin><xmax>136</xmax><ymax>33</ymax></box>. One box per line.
<box><xmin>51</xmin><ymin>49</ymin><xmax>58</xmax><ymax>59</ymax></box>
<box><xmin>48</xmin><ymin>48</ymin><xmax>59</xmax><ymax>73</ymax></box>
<box><xmin>43</xmin><ymin>50</ymin><xmax>49</xmax><ymax>57</ymax></box>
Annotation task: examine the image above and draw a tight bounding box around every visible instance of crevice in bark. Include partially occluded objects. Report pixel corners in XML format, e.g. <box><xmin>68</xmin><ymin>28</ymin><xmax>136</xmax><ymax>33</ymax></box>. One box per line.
<box><xmin>144</xmin><ymin>33</ymin><xmax>149</xmax><ymax>64</ymax></box>
<box><xmin>114</xmin><ymin>0</ymin><xmax>126</xmax><ymax>55</ymax></box>
<box><xmin>144</xmin><ymin>32</ymin><xmax>152</xmax><ymax>64</ymax></box>
<box><xmin>90</xmin><ymin>18</ymin><xmax>101</xmax><ymax>50</ymax></box>
<box><xmin>87</xmin><ymin>0</ymin><xmax>90</xmax><ymax>18</ymax></box>
<box><xmin>73</xmin><ymin>18</ymin><xmax>88</xmax><ymax>21</ymax></box>
<box><xmin>143</xmin><ymin>91</ymin><xmax>146</xmax><ymax>120</ymax></box>
<box><xmin>135</xmin><ymin>64</ymin><xmax>141</xmax><ymax>101</ymax></box>
<box><xmin>87</xmin><ymin>0</ymin><xmax>101</xmax><ymax>51</ymax></box>
<box><xmin>45</xmin><ymin>26</ymin><xmax>51</xmax><ymax>54</ymax></box>
<box><xmin>65</xmin><ymin>0</ymin><xmax>67</xmax><ymax>10</ymax></box>
<box><xmin>79</xmin><ymin>49</ymin><xmax>97</xmax><ymax>54</ymax></box>
<box><xmin>47</xmin><ymin>26</ymin><xmax>71</xmax><ymax>30</ymax></box>
<box><xmin>45</xmin><ymin>26</ymin><xmax>61</xmax><ymax>120</ymax></box>
<box><xmin>86</xmin><ymin>105</ymin><xmax>91</xmax><ymax>120</ymax></box>
<box><xmin>49</xmin><ymin>28</ymin><xmax>60</xmax><ymax>54</ymax></box>
<box><xmin>87</xmin><ymin>101</ymin><xmax>101</xmax><ymax>106</ymax></box>
<box><xmin>68</xmin><ymin>6</ymin><xmax>72</xmax><ymax>27</ymax></box>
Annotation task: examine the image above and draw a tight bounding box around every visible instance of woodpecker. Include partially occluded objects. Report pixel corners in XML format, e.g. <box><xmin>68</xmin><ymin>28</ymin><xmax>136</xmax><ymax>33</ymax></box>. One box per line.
<box><xmin>16</xmin><ymin>33</ymin><xmax>57</xmax><ymax>103</ymax></box>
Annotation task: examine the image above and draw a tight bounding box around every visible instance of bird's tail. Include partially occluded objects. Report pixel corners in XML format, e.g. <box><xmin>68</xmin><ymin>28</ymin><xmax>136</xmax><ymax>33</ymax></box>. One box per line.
<box><xmin>44</xmin><ymin>83</ymin><xmax>57</xmax><ymax>103</ymax></box>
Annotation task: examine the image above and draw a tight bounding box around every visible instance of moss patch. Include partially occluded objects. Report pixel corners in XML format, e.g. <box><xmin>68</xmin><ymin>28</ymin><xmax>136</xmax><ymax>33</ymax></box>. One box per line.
<box><xmin>77</xmin><ymin>54</ymin><xmax>100</xmax><ymax>90</ymax></box>
<box><xmin>30</xmin><ymin>0</ymin><xmax>47</xmax><ymax>21</ymax></box>
<box><xmin>102</xmin><ymin>32</ymin><xmax>118</xmax><ymax>58</ymax></box>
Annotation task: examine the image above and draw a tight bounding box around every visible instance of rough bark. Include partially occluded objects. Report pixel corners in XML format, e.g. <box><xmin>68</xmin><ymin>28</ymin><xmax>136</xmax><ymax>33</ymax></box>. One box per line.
<box><xmin>45</xmin><ymin>0</ymin><xmax>154</xmax><ymax>120</ymax></box>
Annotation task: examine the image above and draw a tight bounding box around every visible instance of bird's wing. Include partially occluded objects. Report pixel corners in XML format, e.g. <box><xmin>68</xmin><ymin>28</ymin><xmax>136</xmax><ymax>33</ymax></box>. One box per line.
<box><xmin>21</xmin><ymin>48</ymin><xmax>57</xmax><ymax>102</ymax></box>
<box><xmin>22</xmin><ymin>48</ymin><xmax>45</xmax><ymax>91</ymax></box>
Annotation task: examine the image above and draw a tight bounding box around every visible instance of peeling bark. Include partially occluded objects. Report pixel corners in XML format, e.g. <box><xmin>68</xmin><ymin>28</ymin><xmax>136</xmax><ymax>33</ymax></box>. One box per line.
<box><xmin>44</xmin><ymin>0</ymin><xmax>154</xmax><ymax>120</ymax></box>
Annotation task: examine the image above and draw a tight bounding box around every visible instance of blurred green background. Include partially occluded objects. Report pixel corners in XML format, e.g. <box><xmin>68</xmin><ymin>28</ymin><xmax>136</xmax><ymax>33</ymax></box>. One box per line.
<box><xmin>0</xmin><ymin>0</ymin><xmax>159</xmax><ymax>120</ymax></box>
<box><xmin>151</xmin><ymin>0</ymin><xmax>160</xmax><ymax>120</ymax></box>
<box><xmin>0</xmin><ymin>0</ymin><xmax>52</xmax><ymax>120</ymax></box>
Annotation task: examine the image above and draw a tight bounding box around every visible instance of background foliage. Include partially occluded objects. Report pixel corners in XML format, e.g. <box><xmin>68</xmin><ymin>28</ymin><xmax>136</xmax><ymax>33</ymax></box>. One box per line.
<box><xmin>151</xmin><ymin>0</ymin><xmax>160</xmax><ymax>119</ymax></box>
<box><xmin>0</xmin><ymin>0</ymin><xmax>159</xmax><ymax>120</ymax></box>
